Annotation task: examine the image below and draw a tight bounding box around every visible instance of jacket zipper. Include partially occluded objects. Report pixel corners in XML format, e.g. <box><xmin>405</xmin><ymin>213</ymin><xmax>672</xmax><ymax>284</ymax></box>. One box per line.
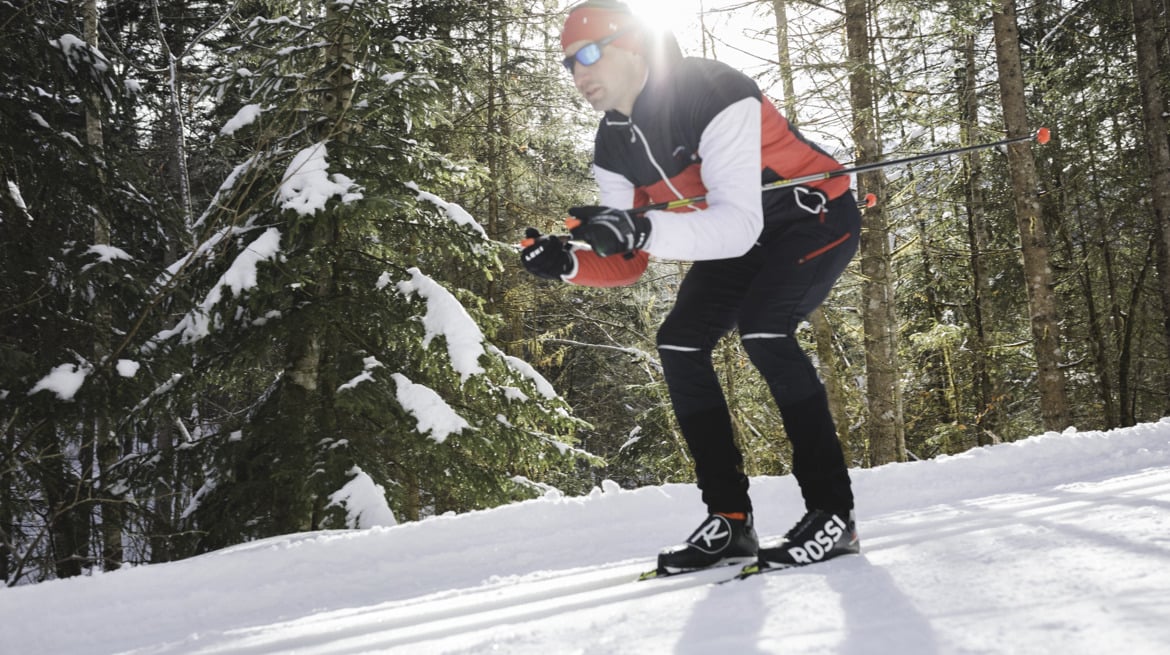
<box><xmin>630</xmin><ymin>123</ymin><xmax>692</xmax><ymax>207</ymax></box>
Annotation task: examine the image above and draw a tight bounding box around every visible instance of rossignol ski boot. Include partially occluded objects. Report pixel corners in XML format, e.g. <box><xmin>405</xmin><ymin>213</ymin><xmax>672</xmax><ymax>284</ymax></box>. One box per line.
<box><xmin>654</xmin><ymin>512</ymin><xmax>759</xmax><ymax>576</ymax></box>
<box><xmin>756</xmin><ymin>509</ymin><xmax>859</xmax><ymax>570</ymax></box>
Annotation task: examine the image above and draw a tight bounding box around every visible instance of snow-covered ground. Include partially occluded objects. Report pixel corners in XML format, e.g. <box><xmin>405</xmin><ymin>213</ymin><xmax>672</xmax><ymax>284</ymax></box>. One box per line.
<box><xmin>5</xmin><ymin>420</ymin><xmax>1170</xmax><ymax>655</ymax></box>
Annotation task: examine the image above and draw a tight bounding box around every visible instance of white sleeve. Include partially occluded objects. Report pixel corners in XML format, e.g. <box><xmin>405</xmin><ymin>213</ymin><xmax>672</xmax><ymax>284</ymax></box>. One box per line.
<box><xmin>593</xmin><ymin>164</ymin><xmax>636</xmax><ymax>209</ymax></box>
<box><xmin>641</xmin><ymin>97</ymin><xmax>763</xmax><ymax>260</ymax></box>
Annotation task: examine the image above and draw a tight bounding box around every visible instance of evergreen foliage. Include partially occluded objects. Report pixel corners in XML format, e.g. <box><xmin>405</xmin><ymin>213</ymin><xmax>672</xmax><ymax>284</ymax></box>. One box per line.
<box><xmin>2</xmin><ymin>0</ymin><xmax>590</xmax><ymax>583</ymax></box>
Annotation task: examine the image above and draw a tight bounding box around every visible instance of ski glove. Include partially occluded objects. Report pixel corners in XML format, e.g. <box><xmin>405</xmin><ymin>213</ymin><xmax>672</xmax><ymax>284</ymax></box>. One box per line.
<box><xmin>520</xmin><ymin>228</ymin><xmax>575</xmax><ymax>281</ymax></box>
<box><xmin>565</xmin><ymin>206</ymin><xmax>651</xmax><ymax>258</ymax></box>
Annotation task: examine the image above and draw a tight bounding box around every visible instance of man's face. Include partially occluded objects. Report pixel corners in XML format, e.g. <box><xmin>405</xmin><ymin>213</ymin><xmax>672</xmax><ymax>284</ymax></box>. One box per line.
<box><xmin>564</xmin><ymin>38</ymin><xmax>644</xmax><ymax>115</ymax></box>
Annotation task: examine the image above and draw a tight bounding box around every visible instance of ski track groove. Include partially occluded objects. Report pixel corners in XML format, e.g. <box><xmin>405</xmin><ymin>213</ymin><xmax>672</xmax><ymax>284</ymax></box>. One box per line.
<box><xmin>312</xmin><ymin>563</ymin><xmax>749</xmax><ymax>654</ymax></box>
<box><xmin>187</xmin><ymin>560</ymin><xmax>748</xmax><ymax>654</ymax></box>
<box><xmin>859</xmin><ymin>465</ymin><xmax>1170</xmax><ymax>550</ymax></box>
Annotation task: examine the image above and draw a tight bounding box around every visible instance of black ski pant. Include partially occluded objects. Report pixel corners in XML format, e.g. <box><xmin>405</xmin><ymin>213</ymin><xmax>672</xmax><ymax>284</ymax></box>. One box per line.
<box><xmin>656</xmin><ymin>191</ymin><xmax>860</xmax><ymax>517</ymax></box>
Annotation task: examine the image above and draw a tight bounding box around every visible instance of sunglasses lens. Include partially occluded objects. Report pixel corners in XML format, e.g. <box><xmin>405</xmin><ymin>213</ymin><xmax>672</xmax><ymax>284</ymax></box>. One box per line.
<box><xmin>564</xmin><ymin>43</ymin><xmax>603</xmax><ymax>72</ymax></box>
<box><xmin>577</xmin><ymin>44</ymin><xmax>602</xmax><ymax>66</ymax></box>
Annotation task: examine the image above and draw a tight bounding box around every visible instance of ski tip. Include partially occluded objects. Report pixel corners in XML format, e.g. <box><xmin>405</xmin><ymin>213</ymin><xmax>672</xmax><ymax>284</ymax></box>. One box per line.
<box><xmin>1035</xmin><ymin>127</ymin><xmax>1051</xmax><ymax>145</ymax></box>
<box><xmin>637</xmin><ymin>569</ymin><xmax>660</xmax><ymax>581</ymax></box>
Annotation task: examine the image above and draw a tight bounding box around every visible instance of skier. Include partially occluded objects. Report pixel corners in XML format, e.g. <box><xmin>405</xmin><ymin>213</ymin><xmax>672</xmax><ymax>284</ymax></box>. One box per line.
<box><xmin>521</xmin><ymin>0</ymin><xmax>860</xmax><ymax>575</ymax></box>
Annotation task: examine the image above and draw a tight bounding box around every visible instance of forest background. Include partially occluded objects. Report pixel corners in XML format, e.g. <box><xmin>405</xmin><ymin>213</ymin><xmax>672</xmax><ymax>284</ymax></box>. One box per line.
<box><xmin>2</xmin><ymin>0</ymin><xmax>1169</xmax><ymax>587</ymax></box>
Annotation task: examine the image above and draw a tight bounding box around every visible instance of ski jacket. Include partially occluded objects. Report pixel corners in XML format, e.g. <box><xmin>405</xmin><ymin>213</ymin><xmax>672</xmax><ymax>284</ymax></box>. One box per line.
<box><xmin>566</xmin><ymin>56</ymin><xmax>850</xmax><ymax>287</ymax></box>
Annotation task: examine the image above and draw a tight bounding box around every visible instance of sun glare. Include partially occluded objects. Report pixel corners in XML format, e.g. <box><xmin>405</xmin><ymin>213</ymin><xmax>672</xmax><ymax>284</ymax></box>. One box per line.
<box><xmin>623</xmin><ymin>0</ymin><xmax>703</xmax><ymax>38</ymax></box>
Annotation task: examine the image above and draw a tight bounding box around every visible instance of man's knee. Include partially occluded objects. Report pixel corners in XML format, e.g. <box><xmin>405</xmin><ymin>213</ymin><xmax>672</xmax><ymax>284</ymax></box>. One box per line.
<box><xmin>740</xmin><ymin>330</ymin><xmax>803</xmax><ymax>362</ymax></box>
<box><xmin>740</xmin><ymin>333</ymin><xmax>820</xmax><ymax>405</ymax></box>
<box><xmin>657</xmin><ymin>312</ymin><xmax>705</xmax><ymax>351</ymax></box>
<box><xmin>657</xmin><ymin>316</ymin><xmax>723</xmax><ymax>364</ymax></box>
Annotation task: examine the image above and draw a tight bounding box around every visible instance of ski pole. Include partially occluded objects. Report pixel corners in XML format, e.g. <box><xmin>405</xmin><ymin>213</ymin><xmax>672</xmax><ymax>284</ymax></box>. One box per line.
<box><xmin>522</xmin><ymin>127</ymin><xmax>1048</xmax><ymax>248</ymax></box>
<box><xmin>625</xmin><ymin>127</ymin><xmax>1050</xmax><ymax>215</ymax></box>
<box><xmin>522</xmin><ymin>196</ymin><xmax>877</xmax><ymax>248</ymax></box>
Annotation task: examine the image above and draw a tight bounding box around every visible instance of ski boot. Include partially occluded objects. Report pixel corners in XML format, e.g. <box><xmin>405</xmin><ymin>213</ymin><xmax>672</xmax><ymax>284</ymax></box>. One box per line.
<box><xmin>652</xmin><ymin>512</ymin><xmax>758</xmax><ymax>577</ymax></box>
<box><xmin>755</xmin><ymin>509</ymin><xmax>859</xmax><ymax>571</ymax></box>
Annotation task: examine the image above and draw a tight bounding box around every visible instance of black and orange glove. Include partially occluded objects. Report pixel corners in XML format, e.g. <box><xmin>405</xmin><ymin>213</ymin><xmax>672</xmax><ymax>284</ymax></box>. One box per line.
<box><xmin>519</xmin><ymin>228</ymin><xmax>574</xmax><ymax>281</ymax></box>
<box><xmin>565</xmin><ymin>206</ymin><xmax>651</xmax><ymax>258</ymax></box>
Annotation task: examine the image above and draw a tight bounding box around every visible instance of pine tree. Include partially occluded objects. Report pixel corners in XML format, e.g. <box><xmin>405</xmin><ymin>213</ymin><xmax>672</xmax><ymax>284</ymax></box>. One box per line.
<box><xmin>993</xmin><ymin>0</ymin><xmax>1071</xmax><ymax>431</ymax></box>
<box><xmin>846</xmin><ymin>0</ymin><xmax>905</xmax><ymax>465</ymax></box>
<box><xmin>124</xmin><ymin>1</ymin><xmax>593</xmax><ymax>548</ymax></box>
<box><xmin>1</xmin><ymin>0</ymin><xmax>165</xmax><ymax>580</ymax></box>
<box><xmin>1130</xmin><ymin>0</ymin><xmax>1170</xmax><ymax>412</ymax></box>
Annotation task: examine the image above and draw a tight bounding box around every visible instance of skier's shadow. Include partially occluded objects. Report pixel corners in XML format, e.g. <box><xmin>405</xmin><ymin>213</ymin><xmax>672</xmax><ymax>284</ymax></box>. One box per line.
<box><xmin>673</xmin><ymin>556</ymin><xmax>936</xmax><ymax>654</ymax></box>
<box><xmin>827</xmin><ymin>556</ymin><xmax>938</xmax><ymax>655</ymax></box>
<box><xmin>673</xmin><ymin>573</ymin><xmax>770</xmax><ymax>655</ymax></box>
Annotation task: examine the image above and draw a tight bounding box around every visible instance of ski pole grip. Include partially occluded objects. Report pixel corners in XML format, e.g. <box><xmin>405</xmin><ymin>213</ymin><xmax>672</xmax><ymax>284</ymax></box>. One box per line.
<box><xmin>1035</xmin><ymin>127</ymin><xmax>1050</xmax><ymax>145</ymax></box>
<box><xmin>520</xmin><ymin>227</ymin><xmax>541</xmax><ymax>248</ymax></box>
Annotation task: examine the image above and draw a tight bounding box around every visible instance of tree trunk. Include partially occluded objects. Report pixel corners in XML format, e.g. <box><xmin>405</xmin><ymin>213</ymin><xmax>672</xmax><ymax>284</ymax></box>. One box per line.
<box><xmin>911</xmin><ymin>182</ymin><xmax>959</xmax><ymax>434</ymax></box>
<box><xmin>0</xmin><ymin>421</ymin><xmax>10</xmax><ymax>582</ymax></box>
<box><xmin>85</xmin><ymin>0</ymin><xmax>122</xmax><ymax>572</ymax></box>
<box><xmin>1119</xmin><ymin>241</ymin><xmax>1155</xmax><ymax>426</ymax></box>
<box><xmin>954</xmin><ymin>17</ymin><xmax>1000</xmax><ymax>445</ymax></box>
<box><xmin>845</xmin><ymin>0</ymin><xmax>904</xmax><ymax>465</ymax></box>
<box><xmin>1130</xmin><ymin>0</ymin><xmax>1170</xmax><ymax>412</ymax></box>
<box><xmin>1088</xmin><ymin>142</ymin><xmax>1125</xmax><ymax>427</ymax></box>
<box><xmin>992</xmin><ymin>0</ymin><xmax>1071</xmax><ymax>431</ymax></box>
<box><xmin>39</xmin><ymin>422</ymin><xmax>86</xmax><ymax>578</ymax></box>
<box><xmin>151</xmin><ymin>0</ymin><xmax>193</xmax><ymax>229</ymax></box>
<box><xmin>770</xmin><ymin>0</ymin><xmax>798</xmax><ymax>119</ymax></box>
<box><xmin>264</xmin><ymin>2</ymin><xmax>357</xmax><ymax>535</ymax></box>
<box><xmin>483</xmin><ymin>1</ymin><xmax>513</xmax><ymax>313</ymax></box>
<box><xmin>1056</xmin><ymin>131</ymin><xmax>1119</xmax><ymax>429</ymax></box>
<box><xmin>810</xmin><ymin>309</ymin><xmax>853</xmax><ymax>462</ymax></box>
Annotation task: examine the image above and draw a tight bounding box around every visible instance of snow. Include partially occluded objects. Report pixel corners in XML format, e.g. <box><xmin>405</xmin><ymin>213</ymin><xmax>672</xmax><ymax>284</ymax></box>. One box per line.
<box><xmin>407</xmin><ymin>181</ymin><xmax>488</xmax><ymax>239</ymax></box>
<box><xmin>210</xmin><ymin>227</ymin><xmax>281</xmax><ymax>296</ymax></box>
<box><xmin>495</xmin><ymin>347</ymin><xmax>558</xmax><ymax>399</ymax></box>
<box><xmin>220</xmin><ymin>103</ymin><xmax>263</xmax><ymax>135</ymax></box>
<box><xmin>27</xmin><ymin>362</ymin><xmax>89</xmax><ymax>401</ymax></box>
<box><xmin>3</xmin><ymin>420</ymin><xmax>1170</xmax><ymax>654</ymax></box>
<box><xmin>116</xmin><ymin>359</ymin><xmax>140</xmax><ymax>378</ymax></box>
<box><xmin>278</xmin><ymin>142</ymin><xmax>363</xmax><ymax>216</ymax></box>
<box><xmin>327</xmin><ymin>467</ymin><xmax>399</xmax><ymax>529</ymax></box>
<box><xmin>191</xmin><ymin>155</ymin><xmax>260</xmax><ymax>230</ymax></box>
<box><xmin>391</xmin><ymin>372</ymin><xmax>471</xmax><ymax>444</ymax></box>
<box><xmin>82</xmin><ymin>244</ymin><xmax>135</xmax><ymax>271</ymax></box>
<box><xmin>29</xmin><ymin>110</ymin><xmax>51</xmax><ymax>129</ymax></box>
<box><xmin>338</xmin><ymin>356</ymin><xmax>384</xmax><ymax>392</ymax></box>
<box><xmin>85</xmin><ymin>244</ymin><xmax>134</xmax><ymax>263</ymax></box>
<box><xmin>150</xmin><ymin>227</ymin><xmax>283</xmax><ymax>345</ymax></box>
<box><xmin>396</xmin><ymin>268</ymin><xmax>486</xmax><ymax>382</ymax></box>
<box><xmin>7</xmin><ymin>179</ymin><xmax>30</xmax><ymax>220</ymax></box>
<box><xmin>50</xmin><ymin>33</ymin><xmax>110</xmax><ymax>73</ymax></box>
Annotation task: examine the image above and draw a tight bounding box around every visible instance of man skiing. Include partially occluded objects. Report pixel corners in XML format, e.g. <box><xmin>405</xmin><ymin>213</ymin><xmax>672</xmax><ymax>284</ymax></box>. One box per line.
<box><xmin>520</xmin><ymin>0</ymin><xmax>860</xmax><ymax>575</ymax></box>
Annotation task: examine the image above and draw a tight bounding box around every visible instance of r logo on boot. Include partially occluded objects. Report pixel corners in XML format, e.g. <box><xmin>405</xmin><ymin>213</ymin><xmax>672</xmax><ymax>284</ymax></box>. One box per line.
<box><xmin>688</xmin><ymin>515</ymin><xmax>732</xmax><ymax>554</ymax></box>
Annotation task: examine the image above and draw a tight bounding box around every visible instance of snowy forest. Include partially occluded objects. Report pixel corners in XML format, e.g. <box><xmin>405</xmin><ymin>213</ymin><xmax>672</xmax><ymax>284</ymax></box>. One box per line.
<box><xmin>2</xmin><ymin>0</ymin><xmax>1168</xmax><ymax>588</ymax></box>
